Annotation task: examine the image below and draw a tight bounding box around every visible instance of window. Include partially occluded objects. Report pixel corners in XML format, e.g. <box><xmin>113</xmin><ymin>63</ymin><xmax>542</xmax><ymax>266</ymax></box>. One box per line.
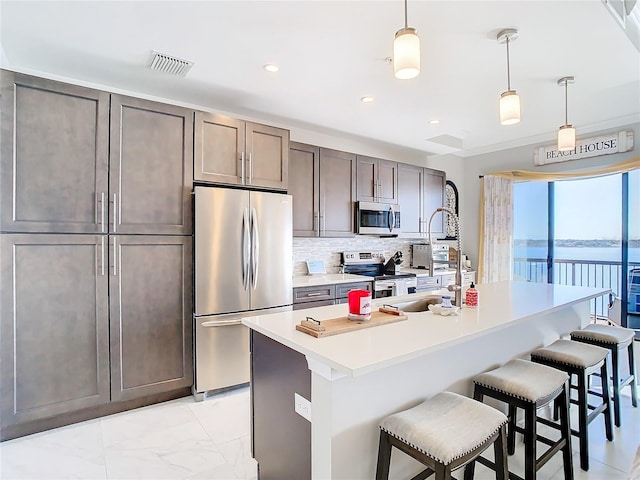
<box><xmin>513</xmin><ymin>171</ymin><xmax>639</xmax><ymax>326</ymax></box>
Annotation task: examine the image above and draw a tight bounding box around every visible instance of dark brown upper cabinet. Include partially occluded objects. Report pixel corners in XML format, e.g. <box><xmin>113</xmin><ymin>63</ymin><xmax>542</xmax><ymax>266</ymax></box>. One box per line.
<box><xmin>194</xmin><ymin>112</ymin><xmax>289</xmax><ymax>191</ymax></box>
<box><xmin>1</xmin><ymin>71</ymin><xmax>110</xmax><ymax>234</ymax></box>
<box><xmin>0</xmin><ymin>71</ymin><xmax>194</xmax><ymax>236</ymax></box>
<box><xmin>289</xmin><ymin>143</ymin><xmax>356</xmax><ymax>237</ymax></box>
<box><xmin>356</xmin><ymin>155</ymin><xmax>398</xmax><ymax>204</ymax></box>
<box><xmin>397</xmin><ymin>164</ymin><xmax>446</xmax><ymax>239</ymax></box>
<box><xmin>110</xmin><ymin>95</ymin><xmax>194</xmax><ymax>235</ymax></box>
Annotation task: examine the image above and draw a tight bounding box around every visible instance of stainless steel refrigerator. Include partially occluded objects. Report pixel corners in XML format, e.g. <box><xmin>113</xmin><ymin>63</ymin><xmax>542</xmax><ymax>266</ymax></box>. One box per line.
<box><xmin>193</xmin><ymin>186</ymin><xmax>293</xmax><ymax>399</ymax></box>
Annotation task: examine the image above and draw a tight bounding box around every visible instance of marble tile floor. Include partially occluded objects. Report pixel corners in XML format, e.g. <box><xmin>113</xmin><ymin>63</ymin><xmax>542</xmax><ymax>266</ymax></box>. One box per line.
<box><xmin>1</xmin><ymin>379</ymin><xmax>638</xmax><ymax>479</ymax></box>
<box><xmin>0</xmin><ymin>386</ymin><xmax>257</xmax><ymax>480</ymax></box>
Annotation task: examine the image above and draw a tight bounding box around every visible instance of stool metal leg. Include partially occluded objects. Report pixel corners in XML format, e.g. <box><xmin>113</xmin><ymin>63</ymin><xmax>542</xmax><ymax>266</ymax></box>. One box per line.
<box><xmin>375</xmin><ymin>430</ymin><xmax>392</xmax><ymax>480</ymax></box>
<box><xmin>577</xmin><ymin>370</ymin><xmax>590</xmax><ymax>471</ymax></box>
<box><xmin>523</xmin><ymin>404</ymin><xmax>537</xmax><ymax>480</ymax></box>
<box><xmin>601</xmin><ymin>361</ymin><xmax>614</xmax><ymax>442</ymax></box>
<box><xmin>612</xmin><ymin>348</ymin><xmax>621</xmax><ymax>427</ymax></box>
<box><xmin>494</xmin><ymin>424</ymin><xmax>508</xmax><ymax>480</ymax></box>
<box><xmin>629</xmin><ymin>342</ymin><xmax>638</xmax><ymax>408</ymax></box>
<box><xmin>507</xmin><ymin>404</ymin><xmax>517</xmax><ymax>456</ymax></box>
<box><xmin>559</xmin><ymin>383</ymin><xmax>574</xmax><ymax>480</ymax></box>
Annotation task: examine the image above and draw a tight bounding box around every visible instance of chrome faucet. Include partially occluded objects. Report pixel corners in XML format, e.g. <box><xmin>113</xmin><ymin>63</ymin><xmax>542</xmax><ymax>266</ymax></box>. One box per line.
<box><xmin>427</xmin><ymin>207</ymin><xmax>463</xmax><ymax>307</ymax></box>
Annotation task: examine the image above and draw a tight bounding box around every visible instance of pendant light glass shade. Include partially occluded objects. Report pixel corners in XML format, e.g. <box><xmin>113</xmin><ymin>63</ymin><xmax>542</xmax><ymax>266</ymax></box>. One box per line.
<box><xmin>393</xmin><ymin>27</ymin><xmax>420</xmax><ymax>79</ymax></box>
<box><xmin>557</xmin><ymin>76</ymin><xmax>576</xmax><ymax>151</ymax></box>
<box><xmin>497</xmin><ymin>29</ymin><xmax>521</xmax><ymax>125</ymax></box>
<box><xmin>499</xmin><ymin>90</ymin><xmax>521</xmax><ymax>126</ymax></box>
<box><xmin>393</xmin><ymin>0</ymin><xmax>420</xmax><ymax>80</ymax></box>
<box><xmin>557</xmin><ymin>125</ymin><xmax>576</xmax><ymax>151</ymax></box>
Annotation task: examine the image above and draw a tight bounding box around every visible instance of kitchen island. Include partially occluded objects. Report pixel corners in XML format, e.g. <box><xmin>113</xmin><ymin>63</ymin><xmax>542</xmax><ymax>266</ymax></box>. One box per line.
<box><xmin>242</xmin><ymin>281</ymin><xmax>608</xmax><ymax>480</ymax></box>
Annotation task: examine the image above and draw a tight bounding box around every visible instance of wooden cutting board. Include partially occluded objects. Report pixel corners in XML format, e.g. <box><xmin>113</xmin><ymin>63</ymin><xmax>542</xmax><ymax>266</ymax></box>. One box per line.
<box><xmin>295</xmin><ymin>310</ymin><xmax>408</xmax><ymax>338</ymax></box>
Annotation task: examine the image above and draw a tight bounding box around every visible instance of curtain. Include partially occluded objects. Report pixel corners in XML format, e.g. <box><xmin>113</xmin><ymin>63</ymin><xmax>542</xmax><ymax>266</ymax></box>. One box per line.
<box><xmin>488</xmin><ymin>156</ymin><xmax>639</xmax><ymax>183</ymax></box>
<box><xmin>478</xmin><ymin>176</ymin><xmax>514</xmax><ymax>283</ymax></box>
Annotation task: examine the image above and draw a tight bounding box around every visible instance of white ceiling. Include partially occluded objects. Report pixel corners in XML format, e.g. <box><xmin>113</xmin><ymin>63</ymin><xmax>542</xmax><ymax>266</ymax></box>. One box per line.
<box><xmin>1</xmin><ymin>0</ymin><xmax>639</xmax><ymax>157</ymax></box>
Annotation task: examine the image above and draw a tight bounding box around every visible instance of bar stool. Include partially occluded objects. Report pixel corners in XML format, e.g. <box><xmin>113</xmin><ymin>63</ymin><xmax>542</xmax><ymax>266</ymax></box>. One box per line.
<box><xmin>570</xmin><ymin>323</ymin><xmax>638</xmax><ymax>427</ymax></box>
<box><xmin>467</xmin><ymin>359</ymin><xmax>573</xmax><ymax>480</ymax></box>
<box><xmin>531</xmin><ymin>339</ymin><xmax>613</xmax><ymax>471</ymax></box>
<box><xmin>375</xmin><ymin>391</ymin><xmax>509</xmax><ymax>480</ymax></box>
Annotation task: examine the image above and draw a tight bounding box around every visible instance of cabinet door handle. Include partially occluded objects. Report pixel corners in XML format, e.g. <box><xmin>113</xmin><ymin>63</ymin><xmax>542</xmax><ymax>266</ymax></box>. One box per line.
<box><xmin>111</xmin><ymin>193</ymin><xmax>118</xmax><ymax>232</ymax></box>
<box><xmin>319</xmin><ymin>214</ymin><xmax>325</xmax><ymax>235</ymax></box>
<box><xmin>240</xmin><ymin>152</ymin><xmax>246</xmax><ymax>185</ymax></box>
<box><xmin>248</xmin><ymin>152</ymin><xmax>253</xmax><ymax>185</ymax></box>
<box><xmin>97</xmin><ymin>192</ymin><xmax>105</xmax><ymax>233</ymax></box>
<box><xmin>112</xmin><ymin>237</ymin><xmax>117</xmax><ymax>276</ymax></box>
<box><xmin>313</xmin><ymin>212</ymin><xmax>319</xmax><ymax>235</ymax></box>
<box><xmin>306</xmin><ymin>292</ymin><xmax>324</xmax><ymax>297</ymax></box>
<box><xmin>100</xmin><ymin>237</ymin><xmax>105</xmax><ymax>276</ymax></box>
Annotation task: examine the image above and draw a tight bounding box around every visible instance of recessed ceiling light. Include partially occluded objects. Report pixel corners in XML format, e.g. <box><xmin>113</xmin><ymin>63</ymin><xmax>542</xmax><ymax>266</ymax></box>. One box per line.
<box><xmin>428</xmin><ymin>119</ymin><xmax>440</xmax><ymax>125</ymax></box>
<box><xmin>263</xmin><ymin>64</ymin><xmax>279</xmax><ymax>73</ymax></box>
<box><xmin>361</xmin><ymin>96</ymin><xmax>375</xmax><ymax>103</ymax></box>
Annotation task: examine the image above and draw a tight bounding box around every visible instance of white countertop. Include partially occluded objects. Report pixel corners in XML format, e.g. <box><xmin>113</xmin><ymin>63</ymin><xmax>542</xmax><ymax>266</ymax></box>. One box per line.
<box><xmin>243</xmin><ymin>281</ymin><xmax>608</xmax><ymax>377</ymax></box>
<box><xmin>292</xmin><ymin>273</ymin><xmax>372</xmax><ymax>288</ymax></box>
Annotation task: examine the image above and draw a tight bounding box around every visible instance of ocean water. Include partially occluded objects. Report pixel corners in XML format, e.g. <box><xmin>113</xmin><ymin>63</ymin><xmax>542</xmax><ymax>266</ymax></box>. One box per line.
<box><xmin>514</xmin><ymin>246</ymin><xmax>640</xmax><ymax>263</ymax></box>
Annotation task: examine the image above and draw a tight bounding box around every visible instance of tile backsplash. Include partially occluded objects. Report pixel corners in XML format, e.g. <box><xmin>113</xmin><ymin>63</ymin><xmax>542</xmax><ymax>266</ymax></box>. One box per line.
<box><xmin>293</xmin><ymin>236</ymin><xmax>457</xmax><ymax>276</ymax></box>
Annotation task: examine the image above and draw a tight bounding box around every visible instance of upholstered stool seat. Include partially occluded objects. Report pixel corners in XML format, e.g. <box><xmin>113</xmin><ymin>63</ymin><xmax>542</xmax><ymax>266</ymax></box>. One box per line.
<box><xmin>531</xmin><ymin>339</ymin><xmax>613</xmax><ymax>471</ymax></box>
<box><xmin>376</xmin><ymin>391</ymin><xmax>509</xmax><ymax>480</ymax></box>
<box><xmin>468</xmin><ymin>359</ymin><xmax>573</xmax><ymax>480</ymax></box>
<box><xmin>571</xmin><ymin>324</ymin><xmax>638</xmax><ymax>427</ymax></box>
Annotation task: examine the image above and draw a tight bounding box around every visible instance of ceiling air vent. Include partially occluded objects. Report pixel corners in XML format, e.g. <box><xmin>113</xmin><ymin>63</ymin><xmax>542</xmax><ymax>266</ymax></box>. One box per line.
<box><xmin>149</xmin><ymin>51</ymin><xmax>194</xmax><ymax>77</ymax></box>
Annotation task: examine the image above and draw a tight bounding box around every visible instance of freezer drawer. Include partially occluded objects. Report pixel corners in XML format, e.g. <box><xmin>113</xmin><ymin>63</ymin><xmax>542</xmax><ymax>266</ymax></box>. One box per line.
<box><xmin>194</xmin><ymin>315</ymin><xmax>250</xmax><ymax>397</ymax></box>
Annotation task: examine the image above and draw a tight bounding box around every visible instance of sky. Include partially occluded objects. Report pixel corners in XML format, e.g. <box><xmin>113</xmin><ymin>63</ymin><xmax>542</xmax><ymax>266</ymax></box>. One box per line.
<box><xmin>514</xmin><ymin>170</ymin><xmax>639</xmax><ymax>241</ymax></box>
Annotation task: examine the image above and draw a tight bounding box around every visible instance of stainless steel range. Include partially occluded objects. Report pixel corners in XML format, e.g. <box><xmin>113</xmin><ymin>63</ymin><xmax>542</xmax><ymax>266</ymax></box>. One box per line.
<box><xmin>342</xmin><ymin>251</ymin><xmax>417</xmax><ymax>298</ymax></box>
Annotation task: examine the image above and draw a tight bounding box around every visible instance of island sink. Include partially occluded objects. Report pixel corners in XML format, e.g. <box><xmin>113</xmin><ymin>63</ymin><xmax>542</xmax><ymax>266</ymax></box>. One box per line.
<box><xmin>388</xmin><ymin>295</ymin><xmax>442</xmax><ymax>312</ymax></box>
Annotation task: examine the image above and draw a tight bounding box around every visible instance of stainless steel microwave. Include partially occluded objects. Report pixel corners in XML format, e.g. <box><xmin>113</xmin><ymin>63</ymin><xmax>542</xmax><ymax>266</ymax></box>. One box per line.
<box><xmin>356</xmin><ymin>201</ymin><xmax>401</xmax><ymax>235</ymax></box>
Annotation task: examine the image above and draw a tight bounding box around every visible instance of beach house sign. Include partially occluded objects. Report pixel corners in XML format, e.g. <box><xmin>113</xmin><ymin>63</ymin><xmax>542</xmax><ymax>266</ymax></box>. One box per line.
<box><xmin>534</xmin><ymin>130</ymin><xmax>634</xmax><ymax>166</ymax></box>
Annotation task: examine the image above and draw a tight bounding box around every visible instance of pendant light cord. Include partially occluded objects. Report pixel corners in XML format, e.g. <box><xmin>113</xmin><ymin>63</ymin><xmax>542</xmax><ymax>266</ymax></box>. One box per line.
<box><xmin>506</xmin><ymin>36</ymin><xmax>511</xmax><ymax>91</ymax></box>
<box><xmin>564</xmin><ymin>80</ymin><xmax>569</xmax><ymax>126</ymax></box>
<box><xmin>404</xmin><ymin>0</ymin><xmax>408</xmax><ymax>28</ymax></box>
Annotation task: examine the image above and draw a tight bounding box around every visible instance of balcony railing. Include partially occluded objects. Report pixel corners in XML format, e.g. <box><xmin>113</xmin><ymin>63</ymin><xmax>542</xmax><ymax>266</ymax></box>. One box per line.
<box><xmin>514</xmin><ymin>257</ymin><xmax>640</xmax><ymax>318</ymax></box>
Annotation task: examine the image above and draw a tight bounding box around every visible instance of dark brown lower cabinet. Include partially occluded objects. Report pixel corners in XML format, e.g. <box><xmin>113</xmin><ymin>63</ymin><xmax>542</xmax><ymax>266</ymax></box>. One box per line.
<box><xmin>109</xmin><ymin>235</ymin><xmax>193</xmax><ymax>401</ymax></box>
<box><xmin>0</xmin><ymin>234</ymin><xmax>110</xmax><ymax>427</ymax></box>
<box><xmin>251</xmin><ymin>331</ymin><xmax>311</xmax><ymax>480</ymax></box>
<box><xmin>0</xmin><ymin>233</ymin><xmax>193</xmax><ymax>439</ymax></box>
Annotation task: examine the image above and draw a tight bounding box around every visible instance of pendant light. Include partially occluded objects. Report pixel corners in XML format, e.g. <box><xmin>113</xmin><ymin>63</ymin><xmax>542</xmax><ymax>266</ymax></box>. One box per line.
<box><xmin>393</xmin><ymin>0</ymin><xmax>420</xmax><ymax>79</ymax></box>
<box><xmin>557</xmin><ymin>76</ymin><xmax>576</xmax><ymax>151</ymax></box>
<box><xmin>497</xmin><ymin>29</ymin><xmax>521</xmax><ymax>125</ymax></box>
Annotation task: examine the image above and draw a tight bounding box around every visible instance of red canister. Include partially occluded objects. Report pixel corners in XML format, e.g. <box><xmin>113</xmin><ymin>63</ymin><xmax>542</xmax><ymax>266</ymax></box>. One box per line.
<box><xmin>348</xmin><ymin>289</ymin><xmax>372</xmax><ymax>321</ymax></box>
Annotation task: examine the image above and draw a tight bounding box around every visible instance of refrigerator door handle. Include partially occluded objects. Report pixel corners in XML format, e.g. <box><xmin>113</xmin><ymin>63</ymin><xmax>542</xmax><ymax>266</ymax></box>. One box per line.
<box><xmin>242</xmin><ymin>208</ymin><xmax>250</xmax><ymax>290</ymax></box>
<box><xmin>201</xmin><ymin>318</ymin><xmax>243</xmax><ymax>327</ymax></box>
<box><xmin>251</xmin><ymin>207</ymin><xmax>259</xmax><ymax>289</ymax></box>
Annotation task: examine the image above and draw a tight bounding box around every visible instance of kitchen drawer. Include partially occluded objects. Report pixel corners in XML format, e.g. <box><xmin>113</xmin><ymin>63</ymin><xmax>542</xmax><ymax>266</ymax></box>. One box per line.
<box><xmin>335</xmin><ymin>281</ymin><xmax>372</xmax><ymax>299</ymax></box>
<box><xmin>439</xmin><ymin>274</ymin><xmax>456</xmax><ymax>286</ymax></box>
<box><xmin>292</xmin><ymin>299</ymin><xmax>336</xmax><ymax>311</ymax></box>
<box><xmin>293</xmin><ymin>285</ymin><xmax>335</xmax><ymax>304</ymax></box>
<box><xmin>416</xmin><ymin>276</ymin><xmax>438</xmax><ymax>290</ymax></box>
<box><xmin>463</xmin><ymin>271</ymin><xmax>476</xmax><ymax>285</ymax></box>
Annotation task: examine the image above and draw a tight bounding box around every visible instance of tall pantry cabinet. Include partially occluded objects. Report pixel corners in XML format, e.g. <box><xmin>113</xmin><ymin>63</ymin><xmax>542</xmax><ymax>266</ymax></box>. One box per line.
<box><xmin>0</xmin><ymin>71</ymin><xmax>193</xmax><ymax>438</ymax></box>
